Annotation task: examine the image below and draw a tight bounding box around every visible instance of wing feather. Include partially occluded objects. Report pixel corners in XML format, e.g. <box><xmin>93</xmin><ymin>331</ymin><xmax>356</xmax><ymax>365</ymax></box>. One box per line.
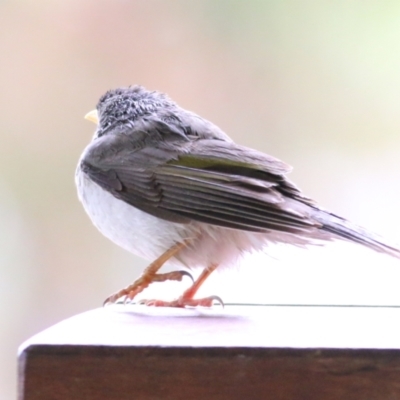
<box><xmin>80</xmin><ymin>112</ymin><xmax>319</xmax><ymax>233</ymax></box>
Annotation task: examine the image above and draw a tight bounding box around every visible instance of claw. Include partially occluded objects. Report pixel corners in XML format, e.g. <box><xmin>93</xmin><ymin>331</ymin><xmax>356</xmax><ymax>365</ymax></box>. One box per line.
<box><xmin>208</xmin><ymin>295</ymin><xmax>225</xmax><ymax>308</ymax></box>
<box><xmin>151</xmin><ymin>270</ymin><xmax>194</xmax><ymax>283</ymax></box>
<box><xmin>176</xmin><ymin>270</ymin><xmax>194</xmax><ymax>283</ymax></box>
<box><xmin>103</xmin><ymin>294</ymin><xmax>117</xmax><ymax>306</ymax></box>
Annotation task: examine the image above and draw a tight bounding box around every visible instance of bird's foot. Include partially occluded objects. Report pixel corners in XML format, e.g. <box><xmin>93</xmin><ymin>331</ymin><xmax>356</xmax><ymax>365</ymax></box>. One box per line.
<box><xmin>138</xmin><ymin>263</ymin><xmax>222</xmax><ymax>308</ymax></box>
<box><xmin>139</xmin><ymin>295</ymin><xmax>224</xmax><ymax>308</ymax></box>
<box><xmin>103</xmin><ymin>270</ymin><xmax>193</xmax><ymax>306</ymax></box>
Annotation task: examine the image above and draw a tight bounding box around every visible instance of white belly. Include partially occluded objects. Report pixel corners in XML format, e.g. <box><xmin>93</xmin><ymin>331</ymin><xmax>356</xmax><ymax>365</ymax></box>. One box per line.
<box><xmin>75</xmin><ymin>167</ymin><xmax>194</xmax><ymax>262</ymax></box>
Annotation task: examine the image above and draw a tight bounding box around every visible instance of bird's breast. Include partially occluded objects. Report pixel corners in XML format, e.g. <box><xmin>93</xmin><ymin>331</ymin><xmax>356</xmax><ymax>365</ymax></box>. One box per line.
<box><xmin>75</xmin><ymin>166</ymin><xmax>192</xmax><ymax>261</ymax></box>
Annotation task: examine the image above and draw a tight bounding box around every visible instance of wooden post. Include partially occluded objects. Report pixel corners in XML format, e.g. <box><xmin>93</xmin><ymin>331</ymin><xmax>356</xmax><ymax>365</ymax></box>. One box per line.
<box><xmin>18</xmin><ymin>305</ymin><xmax>400</xmax><ymax>400</ymax></box>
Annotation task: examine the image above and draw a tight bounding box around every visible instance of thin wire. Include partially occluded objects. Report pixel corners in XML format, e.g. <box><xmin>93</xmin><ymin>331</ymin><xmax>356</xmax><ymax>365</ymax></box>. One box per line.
<box><xmin>224</xmin><ymin>303</ymin><xmax>400</xmax><ymax>309</ymax></box>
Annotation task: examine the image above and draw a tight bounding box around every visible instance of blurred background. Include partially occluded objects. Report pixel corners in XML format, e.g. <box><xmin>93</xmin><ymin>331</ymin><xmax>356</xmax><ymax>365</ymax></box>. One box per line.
<box><xmin>2</xmin><ymin>1</ymin><xmax>400</xmax><ymax>398</ymax></box>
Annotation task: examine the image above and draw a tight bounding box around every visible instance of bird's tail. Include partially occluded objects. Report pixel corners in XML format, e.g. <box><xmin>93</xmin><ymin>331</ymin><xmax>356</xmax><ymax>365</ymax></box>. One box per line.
<box><xmin>312</xmin><ymin>209</ymin><xmax>400</xmax><ymax>259</ymax></box>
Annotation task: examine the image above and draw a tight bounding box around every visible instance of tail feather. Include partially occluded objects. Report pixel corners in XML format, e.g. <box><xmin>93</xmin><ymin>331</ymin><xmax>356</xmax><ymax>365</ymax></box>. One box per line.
<box><xmin>312</xmin><ymin>210</ymin><xmax>400</xmax><ymax>259</ymax></box>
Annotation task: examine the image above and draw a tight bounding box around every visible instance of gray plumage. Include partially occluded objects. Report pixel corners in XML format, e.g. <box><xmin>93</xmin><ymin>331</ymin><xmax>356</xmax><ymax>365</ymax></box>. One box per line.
<box><xmin>76</xmin><ymin>86</ymin><xmax>400</xmax><ymax>272</ymax></box>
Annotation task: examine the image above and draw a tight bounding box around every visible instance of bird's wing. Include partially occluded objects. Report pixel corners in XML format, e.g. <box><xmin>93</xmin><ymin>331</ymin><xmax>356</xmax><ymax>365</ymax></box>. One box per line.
<box><xmin>81</xmin><ymin>129</ymin><xmax>320</xmax><ymax>233</ymax></box>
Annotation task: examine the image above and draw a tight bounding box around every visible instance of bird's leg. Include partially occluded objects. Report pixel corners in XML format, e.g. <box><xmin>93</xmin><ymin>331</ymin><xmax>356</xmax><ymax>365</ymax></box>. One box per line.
<box><xmin>142</xmin><ymin>263</ymin><xmax>222</xmax><ymax>308</ymax></box>
<box><xmin>103</xmin><ymin>241</ymin><xmax>191</xmax><ymax>305</ymax></box>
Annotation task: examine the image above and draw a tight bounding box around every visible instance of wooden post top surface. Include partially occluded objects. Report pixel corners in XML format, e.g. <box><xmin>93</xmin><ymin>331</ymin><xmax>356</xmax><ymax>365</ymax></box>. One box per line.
<box><xmin>19</xmin><ymin>304</ymin><xmax>400</xmax><ymax>351</ymax></box>
<box><xmin>18</xmin><ymin>305</ymin><xmax>400</xmax><ymax>400</ymax></box>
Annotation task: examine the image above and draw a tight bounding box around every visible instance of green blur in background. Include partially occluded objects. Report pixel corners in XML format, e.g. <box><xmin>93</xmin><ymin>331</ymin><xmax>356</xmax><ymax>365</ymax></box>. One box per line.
<box><xmin>1</xmin><ymin>1</ymin><xmax>400</xmax><ymax>398</ymax></box>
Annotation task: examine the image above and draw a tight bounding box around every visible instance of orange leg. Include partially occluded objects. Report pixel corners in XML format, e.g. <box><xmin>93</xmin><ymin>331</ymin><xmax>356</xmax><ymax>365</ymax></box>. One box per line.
<box><xmin>142</xmin><ymin>263</ymin><xmax>222</xmax><ymax>308</ymax></box>
<box><xmin>103</xmin><ymin>241</ymin><xmax>190</xmax><ymax>306</ymax></box>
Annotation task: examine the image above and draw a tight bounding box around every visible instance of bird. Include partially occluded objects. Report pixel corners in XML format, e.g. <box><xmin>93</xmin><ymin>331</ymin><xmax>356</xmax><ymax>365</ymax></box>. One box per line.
<box><xmin>76</xmin><ymin>85</ymin><xmax>400</xmax><ymax>307</ymax></box>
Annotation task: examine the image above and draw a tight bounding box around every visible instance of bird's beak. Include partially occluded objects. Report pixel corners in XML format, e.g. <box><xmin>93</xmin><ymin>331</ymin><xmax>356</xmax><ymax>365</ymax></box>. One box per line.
<box><xmin>84</xmin><ymin>110</ymin><xmax>99</xmax><ymax>124</ymax></box>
